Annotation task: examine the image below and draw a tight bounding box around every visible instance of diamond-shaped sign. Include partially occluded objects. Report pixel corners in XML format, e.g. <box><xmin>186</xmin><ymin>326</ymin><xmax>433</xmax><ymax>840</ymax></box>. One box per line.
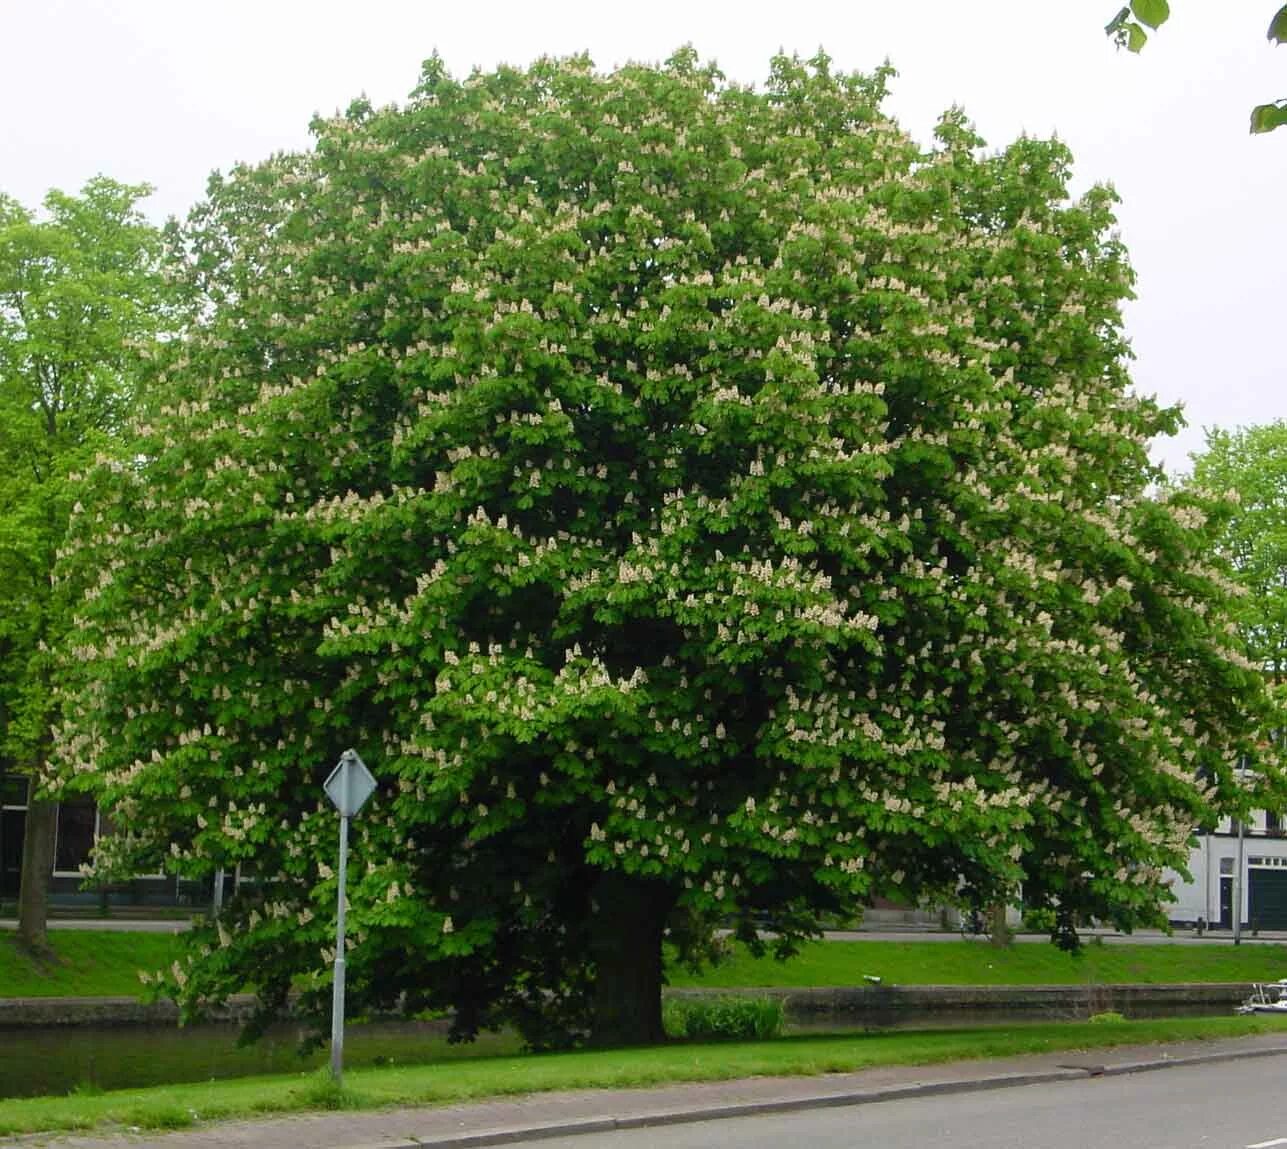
<box><xmin>324</xmin><ymin>749</ymin><xmax>376</xmax><ymax>817</ymax></box>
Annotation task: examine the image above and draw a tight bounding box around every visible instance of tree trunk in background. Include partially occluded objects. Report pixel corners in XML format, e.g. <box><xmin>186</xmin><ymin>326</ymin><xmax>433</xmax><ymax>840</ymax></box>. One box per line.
<box><xmin>988</xmin><ymin>901</ymin><xmax>1013</xmax><ymax>948</ymax></box>
<box><xmin>17</xmin><ymin>775</ymin><xmax>56</xmax><ymax>957</ymax></box>
<box><xmin>588</xmin><ymin>871</ymin><xmax>678</xmax><ymax>1046</ymax></box>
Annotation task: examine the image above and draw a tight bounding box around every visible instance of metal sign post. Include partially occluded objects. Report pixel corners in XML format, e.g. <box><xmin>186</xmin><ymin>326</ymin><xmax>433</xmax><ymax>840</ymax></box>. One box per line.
<box><xmin>1234</xmin><ymin>756</ymin><xmax>1247</xmax><ymax>947</ymax></box>
<box><xmin>323</xmin><ymin>748</ymin><xmax>376</xmax><ymax>1084</ymax></box>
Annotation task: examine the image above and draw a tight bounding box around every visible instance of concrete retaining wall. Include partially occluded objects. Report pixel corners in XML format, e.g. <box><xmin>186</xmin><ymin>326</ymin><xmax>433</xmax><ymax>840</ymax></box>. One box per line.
<box><xmin>667</xmin><ymin>982</ymin><xmax>1249</xmax><ymax>1020</ymax></box>
<box><xmin>0</xmin><ymin>983</ymin><xmax>1250</xmax><ymax>1029</ymax></box>
<box><xmin>0</xmin><ymin>994</ymin><xmax>260</xmax><ymax>1028</ymax></box>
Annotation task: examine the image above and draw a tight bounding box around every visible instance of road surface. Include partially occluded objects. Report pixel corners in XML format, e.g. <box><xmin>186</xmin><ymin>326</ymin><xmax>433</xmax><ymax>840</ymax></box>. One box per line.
<box><xmin>541</xmin><ymin>1056</ymin><xmax>1287</xmax><ymax>1148</ymax></box>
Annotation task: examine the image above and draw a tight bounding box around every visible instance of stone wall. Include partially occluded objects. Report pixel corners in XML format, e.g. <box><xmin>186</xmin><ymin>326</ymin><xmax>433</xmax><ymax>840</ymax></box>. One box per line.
<box><xmin>0</xmin><ymin>982</ymin><xmax>1251</xmax><ymax>1029</ymax></box>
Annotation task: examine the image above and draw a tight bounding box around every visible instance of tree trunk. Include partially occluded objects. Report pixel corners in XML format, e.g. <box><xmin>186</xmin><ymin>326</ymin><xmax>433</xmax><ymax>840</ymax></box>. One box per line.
<box><xmin>588</xmin><ymin>871</ymin><xmax>677</xmax><ymax>1046</ymax></box>
<box><xmin>988</xmin><ymin>901</ymin><xmax>1013</xmax><ymax>948</ymax></box>
<box><xmin>17</xmin><ymin>777</ymin><xmax>56</xmax><ymax>957</ymax></box>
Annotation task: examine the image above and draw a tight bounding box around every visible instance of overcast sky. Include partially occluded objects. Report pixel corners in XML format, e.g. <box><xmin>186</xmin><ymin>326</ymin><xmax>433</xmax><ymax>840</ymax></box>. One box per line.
<box><xmin>3</xmin><ymin>0</ymin><xmax>1283</xmax><ymax>475</ymax></box>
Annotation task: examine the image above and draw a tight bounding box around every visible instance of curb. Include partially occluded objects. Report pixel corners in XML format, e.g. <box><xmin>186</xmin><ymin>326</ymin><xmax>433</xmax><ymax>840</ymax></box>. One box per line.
<box><xmin>1100</xmin><ymin>1044</ymin><xmax>1287</xmax><ymax>1078</ymax></box>
<box><xmin>345</xmin><ymin>1045</ymin><xmax>1287</xmax><ymax>1149</ymax></box>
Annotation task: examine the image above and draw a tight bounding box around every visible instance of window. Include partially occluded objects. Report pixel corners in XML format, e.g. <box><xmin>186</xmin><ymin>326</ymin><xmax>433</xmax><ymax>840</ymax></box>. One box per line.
<box><xmin>1</xmin><ymin>775</ymin><xmax>28</xmax><ymax>809</ymax></box>
<box><xmin>1267</xmin><ymin>811</ymin><xmax>1283</xmax><ymax>838</ymax></box>
<box><xmin>54</xmin><ymin>799</ymin><xmax>98</xmax><ymax>874</ymax></box>
<box><xmin>1220</xmin><ymin>857</ymin><xmax>1235</xmax><ymax>875</ymax></box>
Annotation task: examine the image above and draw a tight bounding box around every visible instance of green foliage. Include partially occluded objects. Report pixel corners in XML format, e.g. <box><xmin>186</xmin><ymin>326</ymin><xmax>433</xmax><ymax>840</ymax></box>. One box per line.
<box><xmin>54</xmin><ymin>51</ymin><xmax>1277</xmax><ymax>1048</ymax></box>
<box><xmin>1186</xmin><ymin>423</ymin><xmax>1287</xmax><ymax>684</ymax></box>
<box><xmin>1132</xmin><ymin>0</ymin><xmax>1171</xmax><ymax>30</ymax></box>
<box><xmin>663</xmin><ymin>995</ymin><xmax>784</xmax><ymax>1040</ymax></box>
<box><xmin>1250</xmin><ymin>101</ymin><xmax>1287</xmax><ymax>135</ymax></box>
<box><xmin>1251</xmin><ymin>4</ymin><xmax>1287</xmax><ymax>133</ymax></box>
<box><xmin>0</xmin><ymin>178</ymin><xmax>173</xmax><ymax>776</ymax></box>
<box><xmin>1105</xmin><ymin>5</ymin><xmax>1164</xmax><ymax>53</ymax></box>
<box><xmin>1087</xmin><ymin>1010</ymin><xmax>1127</xmax><ymax>1024</ymax></box>
<box><xmin>1106</xmin><ymin>3</ymin><xmax>1287</xmax><ymax>132</ymax></box>
<box><xmin>1021</xmin><ymin>907</ymin><xmax>1058</xmax><ymax>934</ymax></box>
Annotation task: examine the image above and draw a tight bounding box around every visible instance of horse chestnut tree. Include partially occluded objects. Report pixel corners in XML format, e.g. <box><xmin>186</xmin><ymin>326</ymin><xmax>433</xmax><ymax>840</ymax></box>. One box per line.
<box><xmin>53</xmin><ymin>51</ymin><xmax>1277</xmax><ymax>1046</ymax></box>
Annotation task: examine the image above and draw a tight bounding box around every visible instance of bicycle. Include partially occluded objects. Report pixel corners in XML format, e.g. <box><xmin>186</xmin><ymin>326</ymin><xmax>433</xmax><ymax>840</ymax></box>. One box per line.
<box><xmin>959</xmin><ymin>908</ymin><xmax>991</xmax><ymax>941</ymax></box>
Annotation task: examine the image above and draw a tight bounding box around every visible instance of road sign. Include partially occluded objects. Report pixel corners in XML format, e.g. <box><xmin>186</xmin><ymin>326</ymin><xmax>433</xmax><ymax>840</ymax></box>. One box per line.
<box><xmin>323</xmin><ymin>748</ymin><xmax>376</xmax><ymax>1083</ymax></box>
<box><xmin>324</xmin><ymin>749</ymin><xmax>376</xmax><ymax>817</ymax></box>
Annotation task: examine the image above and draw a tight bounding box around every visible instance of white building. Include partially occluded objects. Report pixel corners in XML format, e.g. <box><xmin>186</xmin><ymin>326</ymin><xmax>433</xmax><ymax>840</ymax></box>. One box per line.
<box><xmin>1167</xmin><ymin>810</ymin><xmax>1287</xmax><ymax>930</ymax></box>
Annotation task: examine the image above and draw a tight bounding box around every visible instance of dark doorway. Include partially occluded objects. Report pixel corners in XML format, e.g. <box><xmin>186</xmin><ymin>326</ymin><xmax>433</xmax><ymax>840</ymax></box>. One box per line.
<box><xmin>1219</xmin><ymin>875</ymin><xmax>1234</xmax><ymax>929</ymax></box>
<box><xmin>1249</xmin><ymin>868</ymin><xmax>1287</xmax><ymax>930</ymax></box>
<box><xmin>0</xmin><ymin>808</ymin><xmax>25</xmax><ymax>898</ymax></box>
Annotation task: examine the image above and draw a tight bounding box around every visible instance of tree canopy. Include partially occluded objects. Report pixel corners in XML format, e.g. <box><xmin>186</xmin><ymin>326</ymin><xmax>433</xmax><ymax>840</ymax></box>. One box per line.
<box><xmin>0</xmin><ymin>177</ymin><xmax>172</xmax><ymax>950</ymax></box>
<box><xmin>54</xmin><ymin>51</ymin><xmax>1279</xmax><ymax>1046</ymax></box>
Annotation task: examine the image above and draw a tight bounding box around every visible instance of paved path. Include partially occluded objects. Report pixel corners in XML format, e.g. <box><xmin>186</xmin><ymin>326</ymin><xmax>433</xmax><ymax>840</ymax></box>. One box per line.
<box><xmin>13</xmin><ymin>1034</ymin><xmax>1287</xmax><ymax>1149</ymax></box>
<box><xmin>0</xmin><ymin>919</ymin><xmax>189</xmax><ymax>934</ymax></box>
<box><xmin>538</xmin><ymin>1049</ymin><xmax>1287</xmax><ymax>1149</ymax></box>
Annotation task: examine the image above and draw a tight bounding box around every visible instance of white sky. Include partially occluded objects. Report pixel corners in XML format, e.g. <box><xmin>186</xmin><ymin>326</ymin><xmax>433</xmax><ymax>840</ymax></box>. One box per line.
<box><xmin>3</xmin><ymin>0</ymin><xmax>1283</xmax><ymax>476</ymax></box>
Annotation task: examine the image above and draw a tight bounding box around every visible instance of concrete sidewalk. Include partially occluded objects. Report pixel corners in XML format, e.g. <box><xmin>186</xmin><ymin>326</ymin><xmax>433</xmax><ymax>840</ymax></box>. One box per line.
<box><xmin>0</xmin><ymin>919</ymin><xmax>190</xmax><ymax>934</ymax></box>
<box><xmin>15</xmin><ymin>1034</ymin><xmax>1287</xmax><ymax>1149</ymax></box>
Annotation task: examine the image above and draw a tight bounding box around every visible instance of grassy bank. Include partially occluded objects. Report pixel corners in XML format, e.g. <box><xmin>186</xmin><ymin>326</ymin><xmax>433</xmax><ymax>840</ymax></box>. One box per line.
<box><xmin>7</xmin><ymin>932</ymin><xmax>1287</xmax><ymax>999</ymax></box>
<box><xmin>670</xmin><ymin>939</ymin><xmax>1287</xmax><ymax>988</ymax></box>
<box><xmin>0</xmin><ymin>932</ymin><xmax>181</xmax><ymax>997</ymax></box>
<box><xmin>2</xmin><ymin>1014</ymin><xmax>1286</xmax><ymax>1137</ymax></box>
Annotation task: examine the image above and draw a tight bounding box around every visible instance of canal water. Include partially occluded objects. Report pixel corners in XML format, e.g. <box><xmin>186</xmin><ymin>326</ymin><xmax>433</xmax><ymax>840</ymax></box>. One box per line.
<box><xmin>0</xmin><ymin>1019</ymin><xmax>518</xmax><ymax>1100</ymax></box>
<box><xmin>0</xmin><ymin>1002</ymin><xmax>1232</xmax><ymax>1100</ymax></box>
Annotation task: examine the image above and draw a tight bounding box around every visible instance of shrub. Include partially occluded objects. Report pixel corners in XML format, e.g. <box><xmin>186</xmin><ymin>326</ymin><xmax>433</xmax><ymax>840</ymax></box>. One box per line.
<box><xmin>1022</xmin><ymin>907</ymin><xmax>1058</xmax><ymax>934</ymax></box>
<box><xmin>1088</xmin><ymin>1011</ymin><xmax>1127</xmax><ymax>1025</ymax></box>
<box><xmin>663</xmin><ymin>995</ymin><xmax>785</xmax><ymax>1041</ymax></box>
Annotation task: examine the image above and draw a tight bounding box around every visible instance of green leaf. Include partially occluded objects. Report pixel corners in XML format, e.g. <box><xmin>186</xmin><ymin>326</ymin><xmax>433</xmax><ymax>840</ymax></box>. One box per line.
<box><xmin>1268</xmin><ymin>5</ymin><xmax>1287</xmax><ymax>44</ymax></box>
<box><xmin>1125</xmin><ymin>21</ymin><xmax>1149</xmax><ymax>52</ymax></box>
<box><xmin>1250</xmin><ymin>101</ymin><xmax>1287</xmax><ymax>133</ymax></box>
<box><xmin>1105</xmin><ymin>5</ymin><xmax>1131</xmax><ymax>36</ymax></box>
<box><xmin>1130</xmin><ymin>0</ymin><xmax>1170</xmax><ymax>30</ymax></box>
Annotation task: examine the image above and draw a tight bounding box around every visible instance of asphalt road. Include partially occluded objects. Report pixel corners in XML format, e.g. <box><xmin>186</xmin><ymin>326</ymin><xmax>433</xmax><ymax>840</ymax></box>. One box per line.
<box><xmin>540</xmin><ymin>1057</ymin><xmax>1287</xmax><ymax>1149</ymax></box>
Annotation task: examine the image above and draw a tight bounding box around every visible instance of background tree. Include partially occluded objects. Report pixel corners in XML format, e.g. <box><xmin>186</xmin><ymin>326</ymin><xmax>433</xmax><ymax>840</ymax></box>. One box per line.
<box><xmin>1106</xmin><ymin>1</ymin><xmax>1287</xmax><ymax>132</ymax></box>
<box><xmin>56</xmin><ymin>52</ymin><xmax>1279</xmax><ymax>1046</ymax></box>
<box><xmin>1187</xmin><ymin>423</ymin><xmax>1287</xmax><ymax>682</ymax></box>
<box><xmin>0</xmin><ymin>178</ymin><xmax>171</xmax><ymax>954</ymax></box>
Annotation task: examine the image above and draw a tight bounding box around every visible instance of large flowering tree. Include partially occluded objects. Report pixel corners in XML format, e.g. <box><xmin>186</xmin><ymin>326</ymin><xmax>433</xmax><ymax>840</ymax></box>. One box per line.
<box><xmin>54</xmin><ymin>52</ymin><xmax>1277</xmax><ymax>1046</ymax></box>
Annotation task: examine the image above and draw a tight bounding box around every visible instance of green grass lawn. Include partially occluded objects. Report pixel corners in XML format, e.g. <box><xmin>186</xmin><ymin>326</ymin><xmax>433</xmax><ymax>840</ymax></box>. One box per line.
<box><xmin>1</xmin><ymin>931</ymin><xmax>182</xmax><ymax>997</ymax></box>
<box><xmin>7</xmin><ymin>932</ymin><xmax>1287</xmax><ymax>999</ymax></box>
<box><xmin>669</xmin><ymin>939</ymin><xmax>1287</xmax><ymax>988</ymax></box>
<box><xmin>2</xmin><ymin>1014</ymin><xmax>1285</xmax><ymax>1137</ymax></box>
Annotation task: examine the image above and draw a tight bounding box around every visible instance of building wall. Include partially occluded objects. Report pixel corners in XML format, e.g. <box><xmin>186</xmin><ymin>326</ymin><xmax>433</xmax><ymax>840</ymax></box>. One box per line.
<box><xmin>0</xmin><ymin>771</ymin><xmax>205</xmax><ymax>910</ymax></box>
<box><xmin>1166</xmin><ymin>811</ymin><xmax>1287</xmax><ymax>928</ymax></box>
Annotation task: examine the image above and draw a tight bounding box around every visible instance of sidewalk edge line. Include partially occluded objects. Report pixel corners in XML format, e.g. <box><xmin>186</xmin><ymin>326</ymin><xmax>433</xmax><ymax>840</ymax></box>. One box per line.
<box><xmin>405</xmin><ymin>1045</ymin><xmax>1287</xmax><ymax>1149</ymax></box>
<box><xmin>1100</xmin><ymin>1044</ymin><xmax>1287</xmax><ymax>1078</ymax></box>
<box><xmin>405</xmin><ymin>1068</ymin><xmax>1089</xmax><ymax>1149</ymax></box>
